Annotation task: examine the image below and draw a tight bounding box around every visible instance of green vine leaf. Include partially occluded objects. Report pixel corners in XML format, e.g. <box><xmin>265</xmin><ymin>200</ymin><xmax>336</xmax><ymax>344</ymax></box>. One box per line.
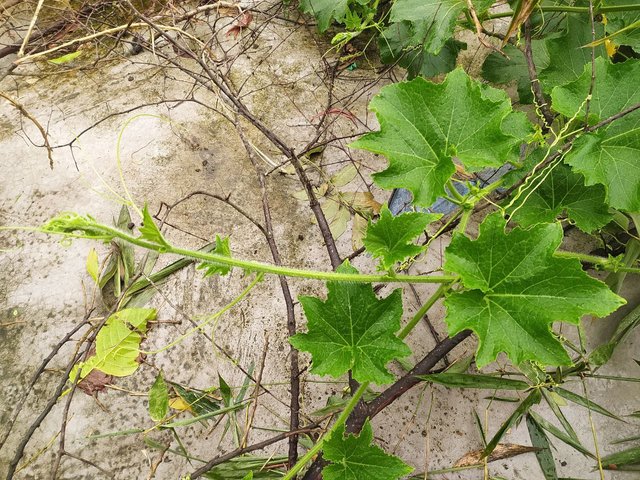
<box><xmin>507</xmin><ymin>163</ymin><xmax>612</xmax><ymax>233</ymax></box>
<box><xmin>389</xmin><ymin>0</ymin><xmax>492</xmax><ymax>55</ymax></box>
<box><xmin>41</xmin><ymin>212</ymin><xmax>116</xmax><ymax>240</ymax></box>
<box><xmin>552</xmin><ymin>58</ymin><xmax>640</xmax><ymax>212</ymax></box>
<box><xmin>363</xmin><ymin>204</ymin><xmax>441</xmax><ymax>270</ymax></box>
<box><xmin>322</xmin><ymin>419</ymin><xmax>413</xmax><ymax>480</ymax></box>
<box><xmin>481</xmin><ymin>42</ymin><xmax>549</xmax><ymax>104</ymax></box>
<box><xmin>379</xmin><ymin>22</ymin><xmax>466</xmax><ymax>79</ymax></box>
<box><xmin>72</xmin><ymin>308</ymin><xmax>156</xmax><ymax>380</ymax></box>
<box><xmin>605</xmin><ymin>0</ymin><xmax>640</xmax><ymax>51</ymax></box>
<box><xmin>300</xmin><ymin>0</ymin><xmax>348</xmax><ymax>32</ymax></box>
<box><xmin>149</xmin><ymin>371</ymin><xmax>169</xmax><ymax>422</ymax></box>
<box><xmin>197</xmin><ymin>235</ymin><xmax>232</xmax><ymax>277</ymax></box>
<box><xmin>289</xmin><ymin>261</ymin><xmax>410</xmax><ymax>384</ymax></box>
<box><xmin>351</xmin><ymin>68</ymin><xmax>529</xmax><ymax>207</ymax></box>
<box><xmin>140</xmin><ymin>204</ymin><xmax>170</xmax><ymax>249</ymax></box>
<box><xmin>444</xmin><ymin>214</ymin><xmax>624</xmax><ymax>367</ymax></box>
<box><xmin>539</xmin><ymin>13</ymin><xmax>606</xmax><ymax>90</ymax></box>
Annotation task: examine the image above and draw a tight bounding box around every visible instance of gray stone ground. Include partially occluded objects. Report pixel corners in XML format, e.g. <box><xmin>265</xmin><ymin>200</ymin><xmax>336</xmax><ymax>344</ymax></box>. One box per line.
<box><xmin>0</xmin><ymin>2</ymin><xmax>638</xmax><ymax>479</ymax></box>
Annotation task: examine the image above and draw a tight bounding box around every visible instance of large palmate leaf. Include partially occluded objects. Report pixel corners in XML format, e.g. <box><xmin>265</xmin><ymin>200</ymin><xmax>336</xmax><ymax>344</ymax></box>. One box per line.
<box><xmin>389</xmin><ymin>0</ymin><xmax>492</xmax><ymax>55</ymax></box>
<box><xmin>507</xmin><ymin>163</ymin><xmax>612</xmax><ymax>233</ymax></box>
<box><xmin>539</xmin><ymin>13</ymin><xmax>606</xmax><ymax>91</ymax></box>
<box><xmin>351</xmin><ymin>69</ymin><xmax>529</xmax><ymax>207</ymax></box>
<box><xmin>363</xmin><ymin>204</ymin><xmax>441</xmax><ymax>270</ymax></box>
<box><xmin>605</xmin><ymin>0</ymin><xmax>640</xmax><ymax>51</ymax></box>
<box><xmin>552</xmin><ymin>58</ymin><xmax>640</xmax><ymax>212</ymax></box>
<box><xmin>73</xmin><ymin>308</ymin><xmax>156</xmax><ymax>379</ymax></box>
<box><xmin>552</xmin><ymin>58</ymin><xmax>640</xmax><ymax>123</ymax></box>
<box><xmin>379</xmin><ymin>22</ymin><xmax>466</xmax><ymax>79</ymax></box>
<box><xmin>289</xmin><ymin>261</ymin><xmax>410</xmax><ymax>384</ymax></box>
<box><xmin>482</xmin><ymin>42</ymin><xmax>549</xmax><ymax>104</ymax></box>
<box><xmin>300</xmin><ymin>0</ymin><xmax>348</xmax><ymax>32</ymax></box>
<box><xmin>322</xmin><ymin>420</ymin><xmax>413</xmax><ymax>480</ymax></box>
<box><xmin>444</xmin><ymin>214</ymin><xmax>624</xmax><ymax>367</ymax></box>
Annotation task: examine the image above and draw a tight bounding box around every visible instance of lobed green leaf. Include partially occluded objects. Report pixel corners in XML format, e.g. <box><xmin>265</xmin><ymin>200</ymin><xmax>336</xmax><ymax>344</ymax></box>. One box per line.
<box><xmin>444</xmin><ymin>214</ymin><xmax>624</xmax><ymax>367</ymax></box>
<box><xmin>363</xmin><ymin>204</ymin><xmax>441</xmax><ymax>270</ymax></box>
<box><xmin>290</xmin><ymin>261</ymin><xmax>410</xmax><ymax>384</ymax></box>
<box><xmin>351</xmin><ymin>69</ymin><xmax>530</xmax><ymax>207</ymax></box>
<box><xmin>322</xmin><ymin>419</ymin><xmax>414</xmax><ymax>480</ymax></box>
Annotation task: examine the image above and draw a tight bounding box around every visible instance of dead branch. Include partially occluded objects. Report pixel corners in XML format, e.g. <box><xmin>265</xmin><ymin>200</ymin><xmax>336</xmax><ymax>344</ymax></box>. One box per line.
<box><xmin>0</xmin><ymin>90</ymin><xmax>54</xmax><ymax>168</ymax></box>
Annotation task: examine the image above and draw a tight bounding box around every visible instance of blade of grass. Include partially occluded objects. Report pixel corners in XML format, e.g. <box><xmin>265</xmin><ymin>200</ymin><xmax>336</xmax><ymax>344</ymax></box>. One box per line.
<box><xmin>612</xmin><ymin>435</ymin><xmax>640</xmax><ymax>445</ymax></box>
<box><xmin>526</xmin><ymin>414</ymin><xmax>559</xmax><ymax>480</ymax></box>
<box><xmin>553</xmin><ymin>387</ymin><xmax>622</xmax><ymax>421</ymax></box>
<box><xmin>161</xmin><ymin>403</ymin><xmax>248</xmax><ymax>428</ymax></box>
<box><xmin>528</xmin><ymin>411</ymin><xmax>594</xmax><ymax>458</ymax></box>
<box><xmin>541</xmin><ymin>390</ymin><xmax>579</xmax><ymax>442</ymax></box>
<box><xmin>483</xmin><ymin>389</ymin><xmax>541</xmax><ymax>457</ymax></box>
<box><xmin>473</xmin><ymin>410</ymin><xmax>487</xmax><ymax>447</ymax></box>
<box><xmin>599</xmin><ymin>446</ymin><xmax>640</xmax><ymax>470</ymax></box>
<box><xmin>418</xmin><ymin>373</ymin><xmax>530</xmax><ymax>390</ymax></box>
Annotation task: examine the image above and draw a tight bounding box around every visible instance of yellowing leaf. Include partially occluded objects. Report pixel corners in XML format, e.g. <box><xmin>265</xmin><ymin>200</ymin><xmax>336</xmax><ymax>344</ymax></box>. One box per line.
<box><xmin>321</xmin><ymin>199</ymin><xmax>349</xmax><ymax>240</ymax></box>
<box><xmin>169</xmin><ymin>397</ymin><xmax>192</xmax><ymax>412</ymax></box>
<box><xmin>86</xmin><ymin>248</ymin><xmax>99</xmax><ymax>284</ymax></box>
<box><xmin>48</xmin><ymin>51</ymin><xmax>82</xmax><ymax>65</ymax></box>
<box><xmin>351</xmin><ymin>214</ymin><xmax>368</xmax><ymax>251</ymax></box>
<box><xmin>455</xmin><ymin>443</ymin><xmax>540</xmax><ymax>467</ymax></box>
<box><xmin>342</xmin><ymin>191</ymin><xmax>382</xmax><ymax>215</ymax></box>
<box><xmin>72</xmin><ymin>308</ymin><xmax>156</xmax><ymax>380</ymax></box>
<box><xmin>330</xmin><ymin>164</ymin><xmax>358</xmax><ymax>187</ymax></box>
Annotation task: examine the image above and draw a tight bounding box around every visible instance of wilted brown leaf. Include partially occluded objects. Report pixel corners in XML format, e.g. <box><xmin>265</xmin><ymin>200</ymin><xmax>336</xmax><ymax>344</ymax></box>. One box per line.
<box><xmin>77</xmin><ymin>369</ymin><xmax>113</xmax><ymax>396</ymax></box>
<box><xmin>502</xmin><ymin>0</ymin><xmax>541</xmax><ymax>47</ymax></box>
<box><xmin>226</xmin><ymin>12</ymin><xmax>253</xmax><ymax>38</ymax></box>
<box><xmin>454</xmin><ymin>443</ymin><xmax>540</xmax><ymax>467</ymax></box>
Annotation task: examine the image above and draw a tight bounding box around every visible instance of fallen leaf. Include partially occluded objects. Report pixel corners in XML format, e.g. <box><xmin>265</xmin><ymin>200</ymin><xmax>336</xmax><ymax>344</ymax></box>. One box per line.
<box><xmin>330</xmin><ymin>164</ymin><xmax>358</xmax><ymax>188</ymax></box>
<box><xmin>169</xmin><ymin>396</ymin><xmax>192</xmax><ymax>412</ymax></box>
<box><xmin>321</xmin><ymin>198</ymin><xmax>350</xmax><ymax>240</ymax></box>
<box><xmin>77</xmin><ymin>369</ymin><xmax>113</xmax><ymax>396</ymax></box>
<box><xmin>342</xmin><ymin>191</ymin><xmax>382</xmax><ymax>215</ymax></box>
<box><xmin>86</xmin><ymin>248</ymin><xmax>99</xmax><ymax>284</ymax></box>
<box><xmin>48</xmin><ymin>50</ymin><xmax>82</xmax><ymax>65</ymax></box>
<box><xmin>226</xmin><ymin>12</ymin><xmax>253</xmax><ymax>38</ymax></box>
<box><xmin>352</xmin><ymin>214</ymin><xmax>368</xmax><ymax>251</ymax></box>
<box><xmin>455</xmin><ymin>443</ymin><xmax>540</xmax><ymax>467</ymax></box>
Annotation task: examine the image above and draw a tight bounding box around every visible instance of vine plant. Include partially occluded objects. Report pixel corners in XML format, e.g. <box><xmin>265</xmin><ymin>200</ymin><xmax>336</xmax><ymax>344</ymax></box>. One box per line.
<box><xmin>7</xmin><ymin>0</ymin><xmax>640</xmax><ymax>478</ymax></box>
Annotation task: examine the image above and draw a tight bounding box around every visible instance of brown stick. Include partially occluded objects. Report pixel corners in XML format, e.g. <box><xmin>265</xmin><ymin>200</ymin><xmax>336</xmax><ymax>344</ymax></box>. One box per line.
<box><xmin>234</xmin><ymin>121</ymin><xmax>302</xmax><ymax>467</ymax></box>
<box><xmin>241</xmin><ymin>336</ymin><xmax>269</xmax><ymax>448</ymax></box>
<box><xmin>190</xmin><ymin>427</ymin><xmax>320</xmax><ymax>479</ymax></box>
<box><xmin>0</xmin><ymin>91</ymin><xmax>54</xmax><ymax>168</ymax></box>
<box><xmin>123</xmin><ymin>0</ymin><xmax>343</xmax><ymax>270</ymax></box>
